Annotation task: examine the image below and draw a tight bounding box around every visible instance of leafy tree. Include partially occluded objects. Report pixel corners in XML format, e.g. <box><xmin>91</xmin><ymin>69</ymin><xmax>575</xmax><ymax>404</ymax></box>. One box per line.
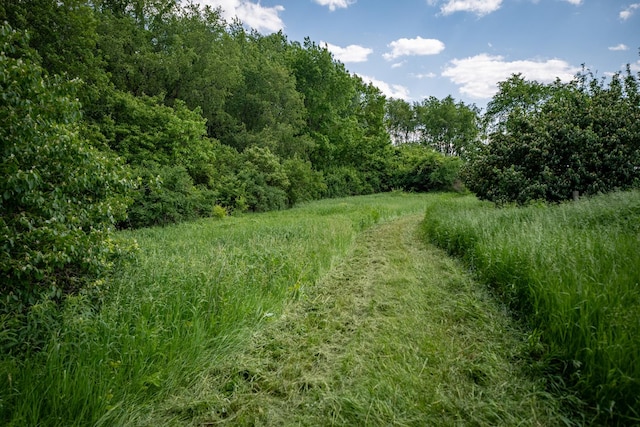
<box><xmin>385</xmin><ymin>98</ymin><xmax>417</xmax><ymax>144</ymax></box>
<box><xmin>288</xmin><ymin>39</ymin><xmax>357</xmax><ymax>170</ymax></box>
<box><xmin>0</xmin><ymin>24</ymin><xmax>133</xmax><ymax>309</ymax></box>
<box><xmin>0</xmin><ymin>0</ymin><xmax>109</xmax><ymax>109</ymax></box>
<box><xmin>483</xmin><ymin>73</ymin><xmax>551</xmax><ymax>134</ymax></box>
<box><xmin>466</xmin><ymin>69</ymin><xmax>640</xmax><ymax>204</ymax></box>
<box><xmin>414</xmin><ymin>95</ymin><xmax>481</xmax><ymax>158</ymax></box>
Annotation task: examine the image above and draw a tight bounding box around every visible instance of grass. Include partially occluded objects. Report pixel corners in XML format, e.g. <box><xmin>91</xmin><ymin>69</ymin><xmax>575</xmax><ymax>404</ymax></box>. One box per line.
<box><xmin>151</xmin><ymin>214</ymin><xmax>565</xmax><ymax>426</ymax></box>
<box><xmin>422</xmin><ymin>190</ymin><xmax>640</xmax><ymax>424</ymax></box>
<box><xmin>0</xmin><ymin>192</ymin><xmax>434</xmax><ymax>426</ymax></box>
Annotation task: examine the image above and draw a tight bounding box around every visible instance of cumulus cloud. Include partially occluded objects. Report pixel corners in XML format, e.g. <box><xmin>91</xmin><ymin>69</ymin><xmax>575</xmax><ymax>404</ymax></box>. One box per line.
<box><xmin>562</xmin><ymin>0</ymin><xmax>582</xmax><ymax>5</ymax></box>
<box><xmin>198</xmin><ymin>0</ymin><xmax>284</xmax><ymax>32</ymax></box>
<box><xmin>620</xmin><ymin>3</ymin><xmax>640</xmax><ymax>20</ymax></box>
<box><xmin>442</xmin><ymin>54</ymin><xmax>579</xmax><ymax>99</ymax></box>
<box><xmin>383</xmin><ymin>37</ymin><xmax>445</xmax><ymax>60</ymax></box>
<box><xmin>439</xmin><ymin>0</ymin><xmax>503</xmax><ymax>16</ymax></box>
<box><xmin>314</xmin><ymin>0</ymin><xmax>355</xmax><ymax>11</ymax></box>
<box><xmin>356</xmin><ymin>74</ymin><xmax>411</xmax><ymax>100</ymax></box>
<box><xmin>322</xmin><ymin>42</ymin><xmax>373</xmax><ymax>63</ymax></box>
<box><xmin>609</xmin><ymin>44</ymin><xmax>629</xmax><ymax>51</ymax></box>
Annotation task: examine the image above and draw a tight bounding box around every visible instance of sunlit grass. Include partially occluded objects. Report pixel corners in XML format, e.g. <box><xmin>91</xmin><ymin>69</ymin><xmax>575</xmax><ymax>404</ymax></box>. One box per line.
<box><xmin>422</xmin><ymin>190</ymin><xmax>640</xmax><ymax>424</ymax></box>
<box><xmin>0</xmin><ymin>192</ymin><xmax>431</xmax><ymax>426</ymax></box>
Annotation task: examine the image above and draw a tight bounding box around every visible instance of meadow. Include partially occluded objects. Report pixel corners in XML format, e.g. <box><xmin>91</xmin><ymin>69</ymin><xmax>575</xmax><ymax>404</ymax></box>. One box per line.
<box><xmin>2</xmin><ymin>190</ymin><xmax>638</xmax><ymax>425</ymax></box>
<box><xmin>422</xmin><ymin>190</ymin><xmax>640</xmax><ymax>423</ymax></box>
<box><xmin>0</xmin><ymin>192</ymin><xmax>431</xmax><ymax>426</ymax></box>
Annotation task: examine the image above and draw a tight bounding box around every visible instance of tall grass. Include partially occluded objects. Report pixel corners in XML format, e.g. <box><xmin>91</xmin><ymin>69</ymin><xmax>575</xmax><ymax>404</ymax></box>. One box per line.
<box><xmin>0</xmin><ymin>192</ymin><xmax>431</xmax><ymax>426</ymax></box>
<box><xmin>422</xmin><ymin>191</ymin><xmax>640</xmax><ymax>423</ymax></box>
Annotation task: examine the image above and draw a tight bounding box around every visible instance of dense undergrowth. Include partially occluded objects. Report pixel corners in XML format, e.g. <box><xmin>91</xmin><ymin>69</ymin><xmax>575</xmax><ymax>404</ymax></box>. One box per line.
<box><xmin>422</xmin><ymin>190</ymin><xmax>640</xmax><ymax>424</ymax></box>
<box><xmin>0</xmin><ymin>192</ymin><xmax>430</xmax><ymax>426</ymax></box>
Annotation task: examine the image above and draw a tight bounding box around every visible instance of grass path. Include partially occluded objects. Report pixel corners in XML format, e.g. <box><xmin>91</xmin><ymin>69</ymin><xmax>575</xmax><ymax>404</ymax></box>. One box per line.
<box><xmin>163</xmin><ymin>214</ymin><xmax>566</xmax><ymax>425</ymax></box>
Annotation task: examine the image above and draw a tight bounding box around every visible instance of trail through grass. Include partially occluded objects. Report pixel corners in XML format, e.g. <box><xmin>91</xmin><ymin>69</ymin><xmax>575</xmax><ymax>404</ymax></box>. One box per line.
<box><xmin>151</xmin><ymin>214</ymin><xmax>565</xmax><ymax>425</ymax></box>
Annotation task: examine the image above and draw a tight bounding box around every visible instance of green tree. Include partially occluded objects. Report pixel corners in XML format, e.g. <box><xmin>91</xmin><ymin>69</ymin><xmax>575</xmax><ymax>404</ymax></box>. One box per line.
<box><xmin>483</xmin><ymin>73</ymin><xmax>551</xmax><ymax>134</ymax></box>
<box><xmin>466</xmin><ymin>69</ymin><xmax>640</xmax><ymax>204</ymax></box>
<box><xmin>385</xmin><ymin>98</ymin><xmax>417</xmax><ymax>144</ymax></box>
<box><xmin>0</xmin><ymin>24</ymin><xmax>133</xmax><ymax>308</ymax></box>
<box><xmin>414</xmin><ymin>95</ymin><xmax>480</xmax><ymax>159</ymax></box>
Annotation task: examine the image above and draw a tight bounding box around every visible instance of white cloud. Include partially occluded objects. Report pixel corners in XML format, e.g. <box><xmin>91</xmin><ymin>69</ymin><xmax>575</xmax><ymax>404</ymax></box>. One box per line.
<box><xmin>412</xmin><ymin>72</ymin><xmax>437</xmax><ymax>79</ymax></box>
<box><xmin>313</xmin><ymin>0</ymin><xmax>355</xmax><ymax>11</ymax></box>
<box><xmin>322</xmin><ymin>42</ymin><xmax>373</xmax><ymax>63</ymax></box>
<box><xmin>562</xmin><ymin>0</ymin><xmax>582</xmax><ymax>5</ymax></box>
<box><xmin>631</xmin><ymin>60</ymin><xmax>640</xmax><ymax>72</ymax></box>
<box><xmin>442</xmin><ymin>54</ymin><xmax>579</xmax><ymax>99</ymax></box>
<box><xmin>391</xmin><ymin>61</ymin><xmax>407</xmax><ymax>69</ymax></box>
<box><xmin>620</xmin><ymin>3</ymin><xmax>640</xmax><ymax>20</ymax></box>
<box><xmin>198</xmin><ymin>0</ymin><xmax>284</xmax><ymax>32</ymax></box>
<box><xmin>609</xmin><ymin>44</ymin><xmax>629</xmax><ymax>51</ymax></box>
<box><xmin>383</xmin><ymin>36</ymin><xmax>445</xmax><ymax>60</ymax></box>
<box><xmin>356</xmin><ymin>74</ymin><xmax>411</xmax><ymax>100</ymax></box>
<box><xmin>439</xmin><ymin>0</ymin><xmax>503</xmax><ymax>16</ymax></box>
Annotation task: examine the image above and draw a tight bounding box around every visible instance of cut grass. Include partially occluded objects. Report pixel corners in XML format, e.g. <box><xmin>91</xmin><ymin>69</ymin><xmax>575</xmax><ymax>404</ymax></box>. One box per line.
<box><xmin>147</xmin><ymin>215</ymin><xmax>566</xmax><ymax>425</ymax></box>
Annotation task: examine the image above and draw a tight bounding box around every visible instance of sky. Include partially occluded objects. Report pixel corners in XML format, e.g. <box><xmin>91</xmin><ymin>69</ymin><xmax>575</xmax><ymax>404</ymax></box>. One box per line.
<box><xmin>198</xmin><ymin>0</ymin><xmax>639</xmax><ymax>109</ymax></box>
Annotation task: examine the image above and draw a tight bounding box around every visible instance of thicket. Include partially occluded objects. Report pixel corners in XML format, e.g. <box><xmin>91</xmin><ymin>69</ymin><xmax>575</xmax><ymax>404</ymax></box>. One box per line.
<box><xmin>423</xmin><ymin>191</ymin><xmax>640</xmax><ymax>423</ymax></box>
<box><xmin>0</xmin><ymin>26</ymin><xmax>133</xmax><ymax>320</ymax></box>
<box><xmin>465</xmin><ymin>71</ymin><xmax>640</xmax><ymax>204</ymax></box>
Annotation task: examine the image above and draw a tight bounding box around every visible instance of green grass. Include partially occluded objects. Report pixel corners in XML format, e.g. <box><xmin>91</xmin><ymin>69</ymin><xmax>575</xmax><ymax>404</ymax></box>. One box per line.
<box><xmin>154</xmin><ymin>214</ymin><xmax>564</xmax><ymax>426</ymax></box>
<box><xmin>422</xmin><ymin>191</ymin><xmax>640</xmax><ymax>424</ymax></box>
<box><xmin>0</xmin><ymin>192</ymin><xmax>433</xmax><ymax>426</ymax></box>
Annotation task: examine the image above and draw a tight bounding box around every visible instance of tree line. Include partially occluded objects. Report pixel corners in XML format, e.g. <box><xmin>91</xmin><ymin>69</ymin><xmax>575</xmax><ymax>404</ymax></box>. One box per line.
<box><xmin>1</xmin><ymin>0</ymin><xmax>473</xmax><ymax>311</ymax></box>
<box><xmin>2</xmin><ymin>0</ymin><xmax>639</xmax><ymax>314</ymax></box>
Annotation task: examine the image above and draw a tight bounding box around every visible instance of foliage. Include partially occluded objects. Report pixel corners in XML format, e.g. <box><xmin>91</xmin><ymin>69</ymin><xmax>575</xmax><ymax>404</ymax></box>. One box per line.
<box><xmin>283</xmin><ymin>156</ymin><xmax>327</xmax><ymax>205</ymax></box>
<box><xmin>0</xmin><ymin>24</ymin><xmax>132</xmax><ymax>310</ymax></box>
<box><xmin>466</xmin><ymin>70</ymin><xmax>640</xmax><ymax>204</ymax></box>
<box><xmin>422</xmin><ymin>191</ymin><xmax>640</xmax><ymax>423</ymax></box>
<box><xmin>385</xmin><ymin>98</ymin><xmax>417</xmax><ymax>144</ymax></box>
<box><xmin>414</xmin><ymin>95</ymin><xmax>481</xmax><ymax>158</ymax></box>
<box><xmin>124</xmin><ymin>162</ymin><xmax>216</xmax><ymax>228</ymax></box>
<box><xmin>390</xmin><ymin>144</ymin><xmax>462</xmax><ymax>192</ymax></box>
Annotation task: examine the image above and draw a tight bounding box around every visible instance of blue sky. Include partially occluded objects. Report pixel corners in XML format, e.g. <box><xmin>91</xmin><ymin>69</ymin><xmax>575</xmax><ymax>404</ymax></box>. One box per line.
<box><xmin>201</xmin><ymin>0</ymin><xmax>639</xmax><ymax>109</ymax></box>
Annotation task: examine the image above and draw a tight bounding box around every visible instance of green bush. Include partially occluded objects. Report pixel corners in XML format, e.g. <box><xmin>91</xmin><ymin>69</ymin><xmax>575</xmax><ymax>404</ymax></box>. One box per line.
<box><xmin>0</xmin><ymin>24</ymin><xmax>133</xmax><ymax>311</ymax></box>
<box><xmin>323</xmin><ymin>166</ymin><xmax>369</xmax><ymax>198</ymax></box>
<box><xmin>283</xmin><ymin>156</ymin><xmax>326</xmax><ymax>205</ymax></box>
<box><xmin>124</xmin><ymin>162</ymin><xmax>216</xmax><ymax>228</ymax></box>
<box><xmin>391</xmin><ymin>144</ymin><xmax>462</xmax><ymax>192</ymax></box>
<box><xmin>467</xmin><ymin>71</ymin><xmax>640</xmax><ymax>204</ymax></box>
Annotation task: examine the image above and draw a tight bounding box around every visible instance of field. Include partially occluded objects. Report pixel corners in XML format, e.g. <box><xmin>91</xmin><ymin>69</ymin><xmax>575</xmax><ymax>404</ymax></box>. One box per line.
<box><xmin>1</xmin><ymin>193</ymin><xmax>431</xmax><ymax>425</ymax></box>
<box><xmin>1</xmin><ymin>191</ymin><xmax>638</xmax><ymax>425</ymax></box>
<box><xmin>423</xmin><ymin>191</ymin><xmax>640</xmax><ymax>423</ymax></box>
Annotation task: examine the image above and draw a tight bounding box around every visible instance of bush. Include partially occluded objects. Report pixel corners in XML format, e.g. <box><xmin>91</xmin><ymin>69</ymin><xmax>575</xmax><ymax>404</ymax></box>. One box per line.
<box><xmin>283</xmin><ymin>156</ymin><xmax>326</xmax><ymax>205</ymax></box>
<box><xmin>124</xmin><ymin>162</ymin><xmax>217</xmax><ymax>228</ymax></box>
<box><xmin>467</xmin><ymin>70</ymin><xmax>640</xmax><ymax>204</ymax></box>
<box><xmin>391</xmin><ymin>144</ymin><xmax>462</xmax><ymax>192</ymax></box>
<box><xmin>0</xmin><ymin>24</ymin><xmax>133</xmax><ymax>310</ymax></box>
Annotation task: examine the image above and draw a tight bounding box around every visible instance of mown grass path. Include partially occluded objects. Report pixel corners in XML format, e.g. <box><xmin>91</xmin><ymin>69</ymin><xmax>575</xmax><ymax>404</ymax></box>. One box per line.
<box><xmin>181</xmin><ymin>214</ymin><xmax>565</xmax><ymax>426</ymax></box>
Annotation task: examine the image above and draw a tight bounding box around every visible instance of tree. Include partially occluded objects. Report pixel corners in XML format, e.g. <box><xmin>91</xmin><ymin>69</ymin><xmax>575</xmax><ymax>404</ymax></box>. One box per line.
<box><xmin>414</xmin><ymin>95</ymin><xmax>481</xmax><ymax>159</ymax></box>
<box><xmin>483</xmin><ymin>73</ymin><xmax>551</xmax><ymax>134</ymax></box>
<box><xmin>385</xmin><ymin>98</ymin><xmax>417</xmax><ymax>144</ymax></box>
<box><xmin>0</xmin><ymin>24</ymin><xmax>133</xmax><ymax>309</ymax></box>
<box><xmin>466</xmin><ymin>69</ymin><xmax>640</xmax><ymax>204</ymax></box>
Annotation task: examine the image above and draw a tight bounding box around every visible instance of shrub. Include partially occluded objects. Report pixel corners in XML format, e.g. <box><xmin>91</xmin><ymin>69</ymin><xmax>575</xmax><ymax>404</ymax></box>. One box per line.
<box><xmin>0</xmin><ymin>24</ymin><xmax>133</xmax><ymax>311</ymax></box>
<box><xmin>124</xmin><ymin>162</ymin><xmax>216</xmax><ymax>228</ymax></box>
<box><xmin>391</xmin><ymin>144</ymin><xmax>462</xmax><ymax>192</ymax></box>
